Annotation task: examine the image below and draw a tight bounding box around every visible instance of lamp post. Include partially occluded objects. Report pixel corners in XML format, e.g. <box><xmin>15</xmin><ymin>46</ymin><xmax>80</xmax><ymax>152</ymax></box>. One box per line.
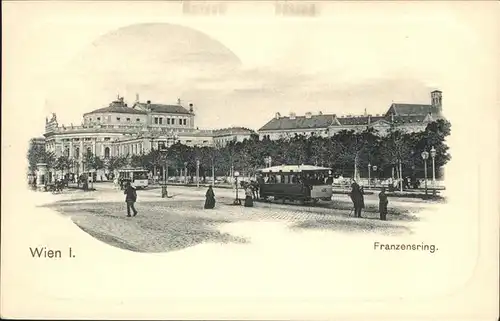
<box><xmin>196</xmin><ymin>159</ymin><xmax>200</xmax><ymax>188</ymax></box>
<box><xmin>372</xmin><ymin>165</ymin><xmax>377</xmax><ymax>187</ymax></box>
<box><xmin>421</xmin><ymin>150</ymin><xmax>429</xmax><ymax>195</ymax></box>
<box><xmin>233</xmin><ymin>171</ymin><xmax>241</xmax><ymax>205</ymax></box>
<box><xmin>430</xmin><ymin>146</ymin><xmax>437</xmax><ymax>195</ymax></box>
<box><xmin>368</xmin><ymin>163</ymin><xmax>371</xmax><ymax>188</ymax></box>
<box><xmin>430</xmin><ymin>146</ymin><xmax>436</xmax><ymax>185</ymax></box>
<box><xmin>184</xmin><ymin>162</ymin><xmax>188</xmax><ymax>184</ymax></box>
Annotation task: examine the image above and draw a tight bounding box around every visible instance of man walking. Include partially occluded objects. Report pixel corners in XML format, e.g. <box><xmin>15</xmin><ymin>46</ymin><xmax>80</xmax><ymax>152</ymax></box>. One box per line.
<box><xmin>124</xmin><ymin>181</ymin><xmax>138</xmax><ymax>217</ymax></box>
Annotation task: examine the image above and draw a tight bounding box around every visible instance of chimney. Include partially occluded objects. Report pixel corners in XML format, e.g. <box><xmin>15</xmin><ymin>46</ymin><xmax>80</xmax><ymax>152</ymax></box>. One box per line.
<box><xmin>318</xmin><ymin>111</ymin><xmax>323</xmax><ymax>115</ymax></box>
<box><xmin>305</xmin><ymin>112</ymin><xmax>312</xmax><ymax>119</ymax></box>
<box><xmin>135</xmin><ymin>93</ymin><xmax>139</xmax><ymax>103</ymax></box>
<box><xmin>275</xmin><ymin>112</ymin><xmax>281</xmax><ymax>119</ymax></box>
<box><xmin>289</xmin><ymin>112</ymin><xmax>296</xmax><ymax>120</ymax></box>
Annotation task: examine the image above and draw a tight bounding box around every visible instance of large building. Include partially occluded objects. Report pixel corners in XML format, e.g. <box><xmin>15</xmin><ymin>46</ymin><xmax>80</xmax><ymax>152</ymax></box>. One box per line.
<box><xmin>42</xmin><ymin>95</ymin><xmax>255</xmax><ymax>174</ymax></box>
<box><xmin>258</xmin><ymin>90</ymin><xmax>444</xmax><ymax>140</ymax></box>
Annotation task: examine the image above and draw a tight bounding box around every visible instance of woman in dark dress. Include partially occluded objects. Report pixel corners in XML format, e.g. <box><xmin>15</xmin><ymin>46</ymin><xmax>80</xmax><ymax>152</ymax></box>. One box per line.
<box><xmin>204</xmin><ymin>185</ymin><xmax>216</xmax><ymax>209</ymax></box>
<box><xmin>244</xmin><ymin>185</ymin><xmax>254</xmax><ymax>207</ymax></box>
<box><xmin>379</xmin><ymin>187</ymin><xmax>389</xmax><ymax>220</ymax></box>
<box><xmin>349</xmin><ymin>182</ymin><xmax>365</xmax><ymax>218</ymax></box>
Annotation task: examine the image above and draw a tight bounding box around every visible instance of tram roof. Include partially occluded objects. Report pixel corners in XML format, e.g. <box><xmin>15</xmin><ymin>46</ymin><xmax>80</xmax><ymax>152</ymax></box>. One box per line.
<box><xmin>257</xmin><ymin>165</ymin><xmax>331</xmax><ymax>173</ymax></box>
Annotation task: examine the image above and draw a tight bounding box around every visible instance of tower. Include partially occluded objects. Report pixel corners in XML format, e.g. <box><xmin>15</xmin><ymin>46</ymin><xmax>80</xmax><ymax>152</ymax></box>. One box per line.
<box><xmin>431</xmin><ymin>90</ymin><xmax>442</xmax><ymax>112</ymax></box>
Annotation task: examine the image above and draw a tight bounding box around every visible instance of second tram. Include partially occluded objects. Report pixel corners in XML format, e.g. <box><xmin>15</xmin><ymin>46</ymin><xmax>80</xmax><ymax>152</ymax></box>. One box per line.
<box><xmin>257</xmin><ymin>165</ymin><xmax>333</xmax><ymax>204</ymax></box>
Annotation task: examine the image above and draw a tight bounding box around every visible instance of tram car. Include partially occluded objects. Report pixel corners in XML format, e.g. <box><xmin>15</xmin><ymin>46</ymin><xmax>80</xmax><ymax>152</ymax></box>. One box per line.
<box><xmin>117</xmin><ymin>168</ymin><xmax>149</xmax><ymax>189</ymax></box>
<box><xmin>257</xmin><ymin>165</ymin><xmax>333</xmax><ymax>204</ymax></box>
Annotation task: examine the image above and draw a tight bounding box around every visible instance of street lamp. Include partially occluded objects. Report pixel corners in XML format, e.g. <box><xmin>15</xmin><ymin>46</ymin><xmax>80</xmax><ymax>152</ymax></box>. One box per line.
<box><xmin>372</xmin><ymin>165</ymin><xmax>378</xmax><ymax>187</ymax></box>
<box><xmin>196</xmin><ymin>159</ymin><xmax>200</xmax><ymax>188</ymax></box>
<box><xmin>233</xmin><ymin>171</ymin><xmax>241</xmax><ymax>205</ymax></box>
<box><xmin>421</xmin><ymin>150</ymin><xmax>429</xmax><ymax>195</ymax></box>
<box><xmin>184</xmin><ymin>161</ymin><xmax>188</xmax><ymax>184</ymax></box>
<box><xmin>368</xmin><ymin>163</ymin><xmax>371</xmax><ymax>188</ymax></box>
<box><xmin>430</xmin><ymin>146</ymin><xmax>436</xmax><ymax>185</ymax></box>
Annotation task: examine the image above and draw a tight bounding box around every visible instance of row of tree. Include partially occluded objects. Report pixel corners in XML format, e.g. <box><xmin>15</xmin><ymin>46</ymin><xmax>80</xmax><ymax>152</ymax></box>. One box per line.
<box><xmin>27</xmin><ymin>120</ymin><xmax>451</xmax><ymax>181</ymax></box>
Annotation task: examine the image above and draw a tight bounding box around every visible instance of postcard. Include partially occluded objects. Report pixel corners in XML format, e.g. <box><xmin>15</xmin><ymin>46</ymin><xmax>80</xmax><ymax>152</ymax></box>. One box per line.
<box><xmin>1</xmin><ymin>1</ymin><xmax>498</xmax><ymax>319</ymax></box>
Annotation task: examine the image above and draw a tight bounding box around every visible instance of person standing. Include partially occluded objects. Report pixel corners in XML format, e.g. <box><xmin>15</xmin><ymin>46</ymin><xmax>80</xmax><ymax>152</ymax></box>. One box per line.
<box><xmin>244</xmin><ymin>185</ymin><xmax>254</xmax><ymax>207</ymax></box>
<box><xmin>349</xmin><ymin>182</ymin><xmax>365</xmax><ymax>218</ymax></box>
<box><xmin>379</xmin><ymin>187</ymin><xmax>389</xmax><ymax>220</ymax></box>
<box><xmin>124</xmin><ymin>181</ymin><xmax>138</xmax><ymax>217</ymax></box>
<box><xmin>204</xmin><ymin>185</ymin><xmax>216</xmax><ymax>209</ymax></box>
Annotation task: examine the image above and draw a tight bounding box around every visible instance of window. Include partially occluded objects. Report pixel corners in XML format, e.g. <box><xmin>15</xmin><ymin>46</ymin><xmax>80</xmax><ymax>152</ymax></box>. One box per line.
<box><xmin>108</xmin><ymin>116</ymin><xmax>111</xmax><ymax>122</ymax></box>
<box><xmin>89</xmin><ymin>118</ymin><xmax>92</xmax><ymax>122</ymax></box>
<box><xmin>97</xmin><ymin>117</ymin><xmax>101</xmax><ymax>121</ymax></box>
<box><xmin>167</xmin><ymin>118</ymin><xmax>171</xmax><ymax>125</ymax></box>
<box><xmin>104</xmin><ymin>137</ymin><xmax>110</xmax><ymax>141</ymax></box>
<box><xmin>183</xmin><ymin>119</ymin><xmax>187</xmax><ymax>125</ymax></box>
<box><xmin>104</xmin><ymin>147</ymin><xmax>110</xmax><ymax>158</ymax></box>
<box><xmin>159</xmin><ymin>118</ymin><xmax>163</xmax><ymax>125</ymax></box>
<box><xmin>136</xmin><ymin>118</ymin><xmax>140</xmax><ymax>122</ymax></box>
<box><xmin>85</xmin><ymin>138</ymin><xmax>91</xmax><ymax>141</ymax></box>
<box><xmin>154</xmin><ymin>117</ymin><xmax>159</xmax><ymax>124</ymax></box>
<box><xmin>126</xmin><ymin>118</ymin><xmax>131</xmax><ymax>122</ymax></box>
<box><xmin>117</xmin><ymin>117</ymin><xmax>121</xmax><ymax>121</ymax></box>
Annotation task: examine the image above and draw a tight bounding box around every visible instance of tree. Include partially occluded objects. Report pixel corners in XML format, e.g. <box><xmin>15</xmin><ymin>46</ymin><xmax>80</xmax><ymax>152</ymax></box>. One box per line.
<box><xmin>27</xmin><ymin>144</ymin><xmax>55</xmax><ymax>173</ymax></box>
<box><xmin>379</xmin><ymin>128</ymin><xmax>414</xmax><ymax>190</ymax></box>
<box><xmin>333</xmin><ymin>128</ymin><xmax>379</xmax><ymax>179</ymax></box>
<box><xmin>107</xmin><ymin>156</ymin><xmax>128</xmax><ymax>173</ymax></box>
<box><xmin>84</xmin><ymin>152</ymin><xmax>104</xmax><ymax>173</ymax></box>
<box><xmin>130</xmin><ymin>154</ymin><xmax>143</xmax><ymax>168</ymax></box>
<box><xmin>54</xmin><ymin>155</ymin><xmax>71</xmax><ymax>177</ymax></box>
<box><xmin>412</xmin><ymin>119</ymin><xmax>452</xmax><ymax>178</ymax></box>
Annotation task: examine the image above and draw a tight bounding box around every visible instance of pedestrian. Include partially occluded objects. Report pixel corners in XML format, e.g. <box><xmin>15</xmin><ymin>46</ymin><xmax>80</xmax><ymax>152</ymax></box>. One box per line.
<box><xmin>349</xmin><ymin>182</ymin><xmax>365</xmax><ymax>218</ymax></box>
<box><xmin>251</xmin><ymin>180</ymin><xmax>258</xmax><ymax>199</ymax></box>
<box><xmin>244</xmin><ymin>185</ymin><xmax>254</xmax><ymax>207</ymax></box>
<box><xmin>204</xmin><ymin>185</ymin><xmax>216</xmax><ymax>209</ymax></box>
<box><xmin>124</xmin><ymin>181</ymin><xmax>138</xmax><ymax>217</ymax></box>
<box><xmin>379</xmin><ymin>187</ymin><xmax>389</xmax><ymax>220</ymax></box>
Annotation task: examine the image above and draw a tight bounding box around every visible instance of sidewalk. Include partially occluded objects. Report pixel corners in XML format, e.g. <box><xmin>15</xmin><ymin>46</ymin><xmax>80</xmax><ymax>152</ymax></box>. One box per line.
<box><xmin>146</xmin><ymin>183</ymin><xmax>443</xmax><ymax>201</ymax></box>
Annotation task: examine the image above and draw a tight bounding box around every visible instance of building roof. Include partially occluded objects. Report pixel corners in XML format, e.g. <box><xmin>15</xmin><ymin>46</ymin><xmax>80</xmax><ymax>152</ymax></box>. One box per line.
<box><xmin>385</xmin><ymin>103</ymin><xmax>437</xmax><ymax>117</ymax></box>
<box><xmin>389</xmin><ymin>115</ymin><xmax>428</xmax><ymax>124</ymax></box>
<box><xmin>134</xmin><ymin>102</ymin><xmax>191</xmax><ymax>115</ymax></box>
<box><xmin>85</xmin><ymin>99</ymin><xmax>147</xmax><ymax>115</ymax></box>
<box><xmin>336</xmin><ymin>116</ymin><xmax>386</xmax><ymax>126</ymax></box>
<box><xmin>259</xmin><ymin>114</ymin><xmax>335</xmax><ymax>131</ymax></box>
<box><xmin>212</xmin><ymin>127</ymin><xmax>255</xmax><ymax>136</ymax></box>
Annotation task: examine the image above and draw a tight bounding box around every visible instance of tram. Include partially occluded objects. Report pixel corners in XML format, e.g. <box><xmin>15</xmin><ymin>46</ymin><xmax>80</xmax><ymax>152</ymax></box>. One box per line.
<box><xmin>117</xmin><ymin>168</ymin><xmax>149</xmax><ymax>189</ymax></box>
<box><xmin>257</xmin><ymin>165</ymin><xmax>333</xmax><ymax>204</ymax></box>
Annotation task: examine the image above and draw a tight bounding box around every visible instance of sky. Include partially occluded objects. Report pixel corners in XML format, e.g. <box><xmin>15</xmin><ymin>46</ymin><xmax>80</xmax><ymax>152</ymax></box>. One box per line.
<box><xmin>3</xmin><ymin>1</ymin><xmax>497</xmax><ymax>138</ymax></box>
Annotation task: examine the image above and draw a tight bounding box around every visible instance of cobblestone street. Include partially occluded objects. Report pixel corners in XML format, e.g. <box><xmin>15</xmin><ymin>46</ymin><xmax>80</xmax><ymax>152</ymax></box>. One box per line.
<box><xmin>40</xmin><ymin>183</ymin><xmax>440</xmax><ymax>253</ymax></box>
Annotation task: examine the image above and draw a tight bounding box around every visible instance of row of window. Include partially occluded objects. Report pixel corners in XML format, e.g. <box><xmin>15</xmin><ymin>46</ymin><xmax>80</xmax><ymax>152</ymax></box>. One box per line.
<box><xmin>89</xmin><ymin>116</ymin><xmax>142</xmax><ymax>123</ymax></box>
<box><xmin>62</xmin><ymin>137</ymin><xmax>111</xmax><ymax>142</ymax></box>
<box><xmin>154</xmin><ymin>117</ymin><xmax>188</xmax><ymax>125</ymax></box>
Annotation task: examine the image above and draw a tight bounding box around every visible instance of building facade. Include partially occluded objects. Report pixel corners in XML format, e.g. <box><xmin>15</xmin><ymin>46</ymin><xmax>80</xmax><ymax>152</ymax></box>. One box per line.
<box><xmin>42</xmin><ymin>96</ymin><xmax>256</xmax><ymax>175</ymax></box>
<box><xmin>258</xmin><ymin>90</ymin><xmax>444</xmax><ymax>139</ymax></box>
